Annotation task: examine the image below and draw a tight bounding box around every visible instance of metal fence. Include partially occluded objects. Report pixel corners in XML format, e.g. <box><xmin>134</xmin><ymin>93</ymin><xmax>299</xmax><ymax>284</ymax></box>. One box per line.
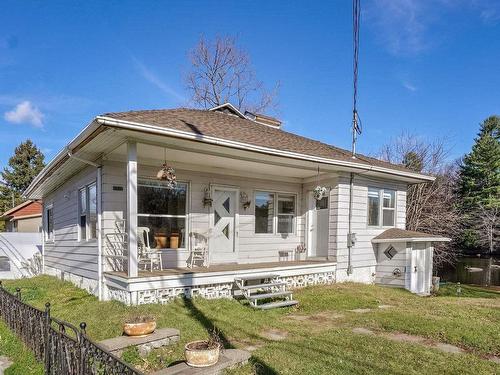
<box><xmin>0</xmin><ymin>282</ymin><xmax>143</xmax><ymax>375</ymax></box>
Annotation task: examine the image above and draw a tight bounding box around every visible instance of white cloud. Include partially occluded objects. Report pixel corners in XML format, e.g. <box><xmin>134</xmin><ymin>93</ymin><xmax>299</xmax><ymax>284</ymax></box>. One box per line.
<box><xmin>4</xmin><ymin>101</ymin><xmax>44</xmax><ymax>128</ymax></box>
<box><xmin>402</xmin><ymin>82</ymin><xmax>417</xmax><ymax>92</ymax></box>
<box><xmin>132</xmin><ymin>57</ymin><xmax>185</xmax><ymax>103</ymax></box>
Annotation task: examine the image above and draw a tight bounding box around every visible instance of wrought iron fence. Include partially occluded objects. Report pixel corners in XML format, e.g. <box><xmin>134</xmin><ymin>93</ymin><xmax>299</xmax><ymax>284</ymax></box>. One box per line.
<box><xmin>0</xmin><ymin>282</ymin><xmax>143</xmax><ymax>375</ymax></box>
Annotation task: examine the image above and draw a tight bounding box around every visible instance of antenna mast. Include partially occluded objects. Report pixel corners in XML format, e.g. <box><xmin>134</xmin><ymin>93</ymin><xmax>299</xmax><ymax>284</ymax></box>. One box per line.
<box><xmin>351</xmin><ymin>0</ymin><xmax>362</xmax><ymax>157</ymax></box>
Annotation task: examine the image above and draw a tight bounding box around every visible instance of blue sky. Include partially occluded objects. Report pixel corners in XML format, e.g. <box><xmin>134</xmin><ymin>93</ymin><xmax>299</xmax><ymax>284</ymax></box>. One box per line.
<box><xmin>1</xmin><ymin>0</ymin><xmax>499</xmax><ymax>169</ymax></box>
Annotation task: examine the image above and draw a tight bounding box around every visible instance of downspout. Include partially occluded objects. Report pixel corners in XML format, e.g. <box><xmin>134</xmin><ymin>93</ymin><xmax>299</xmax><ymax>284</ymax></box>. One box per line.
<box><xmin>66</xmin><ymin>149</ymin><xmax>103</xmax><ymax>300</ymax></box>
<box><xmin>347</xmin><ymin>172</ymin><xmax>354</xmax><ymax>275</ymax></box>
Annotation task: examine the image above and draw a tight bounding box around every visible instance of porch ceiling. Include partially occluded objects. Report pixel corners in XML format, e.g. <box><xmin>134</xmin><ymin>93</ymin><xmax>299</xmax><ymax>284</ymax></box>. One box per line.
<box><xmin>105</xmin><ymin>141</ymin><xmax>322</xmax><ymax>180</ymax></box>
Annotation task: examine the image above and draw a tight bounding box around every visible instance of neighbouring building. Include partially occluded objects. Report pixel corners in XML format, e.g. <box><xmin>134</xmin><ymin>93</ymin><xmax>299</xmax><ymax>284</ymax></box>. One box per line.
<box><xmin>1</xmin><ymin>200</ymin><xmax>42</xmax><ymax>233</ymax></box>
<box><xmin>24</xmin><ymin>103</ymin><xmax>449</xmax><ymax>305</ymax></box>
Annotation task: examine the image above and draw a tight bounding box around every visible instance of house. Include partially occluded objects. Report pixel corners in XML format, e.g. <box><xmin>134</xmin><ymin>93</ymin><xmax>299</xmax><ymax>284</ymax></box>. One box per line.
<box><xmin>24</xmin><ymin>103</ymin><xmax>449</xmax><ymax>305</ymax></box>
<box><xmin>1</xmin><ymin>200</ymin><xmax>42</xmax><ymax>233</ymax></box>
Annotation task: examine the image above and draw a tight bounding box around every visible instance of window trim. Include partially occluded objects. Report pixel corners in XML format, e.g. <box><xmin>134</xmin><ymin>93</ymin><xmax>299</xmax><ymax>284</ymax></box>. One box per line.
<box><xmin>367</xmin><ymin>187</ymin><xmax>397</xmax><ymax>228</ymax></box>
<box><xmin>136</xmin><ymin>179</ymin><xmax>189</xmax><ymax>250</ymax></box>
<box><xmin>254</xmin><ymin>190</ymin><xmax>297</xmax><ymax>236</ymax></box>
<box><xmin>78</xmin><ymin>182</ymin><xmax>97</xmax><ymax>242</ymax></box>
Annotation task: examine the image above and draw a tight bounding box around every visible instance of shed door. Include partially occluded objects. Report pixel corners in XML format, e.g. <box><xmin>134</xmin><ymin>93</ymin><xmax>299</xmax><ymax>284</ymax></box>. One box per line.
<box><xmin>210</xmin><ymin>188</ymin><xmax>238</xmax><ymax>264</ymax></box>
<box><xmin>410</xmin><ymin>242</ymin><xmax>432</xmax><ymax>294</ymax></box>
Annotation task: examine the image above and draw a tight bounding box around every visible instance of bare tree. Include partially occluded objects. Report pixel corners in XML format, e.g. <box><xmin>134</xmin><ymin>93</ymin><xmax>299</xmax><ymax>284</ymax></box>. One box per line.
<box><xmin>476</xmin><ymin>204</ymin><xmax>499</xmax><ymax>255</ymax></box>
<box><xmin>378</xmin><ymin>133</ymin><xmax>462</xmax><ymax>268</ymax></box>
<box><xmin>185</xmin><ymin>36</ymin><xmax>279</xmax><ymax>113</ymax></box>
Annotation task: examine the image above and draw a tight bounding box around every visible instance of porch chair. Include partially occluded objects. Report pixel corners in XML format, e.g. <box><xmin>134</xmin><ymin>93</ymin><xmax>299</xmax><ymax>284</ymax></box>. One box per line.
<box><xmin>188</xmin><ymin>232</ymin><xmax>209</xmax><ymax>268</ymax></box>
<box><xmin>137</xmin><ymin>227</ymin><xmax>163</xmax><ymax>271</ymax></box>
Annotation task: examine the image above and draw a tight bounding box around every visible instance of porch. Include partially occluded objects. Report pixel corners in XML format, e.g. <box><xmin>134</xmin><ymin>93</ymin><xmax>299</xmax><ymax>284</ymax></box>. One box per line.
<box><xmin>103</xmin><ymin>260</ymin><xmax>337</xmax><ymax>305</ymax></box>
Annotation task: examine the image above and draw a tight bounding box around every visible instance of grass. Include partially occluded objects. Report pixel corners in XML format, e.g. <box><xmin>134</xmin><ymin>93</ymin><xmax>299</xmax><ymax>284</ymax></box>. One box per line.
<box><xmin>1</xmin><ymin>276</ymin><xmax>499</xmax><ymax>374</ymax></box>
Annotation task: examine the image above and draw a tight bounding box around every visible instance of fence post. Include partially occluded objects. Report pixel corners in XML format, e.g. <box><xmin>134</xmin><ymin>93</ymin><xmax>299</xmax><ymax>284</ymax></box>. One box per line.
<box><xmin>15</xmin><ymin>287</ymin><xmax>21</xmax><ymax>300</ymax></box>
<box><xmin>44</xmin><ymin>302</ymin><xmax>51</xmax><ymax>375</ymax></box>
<box><xmin>79</xmin><ymin>322</ymin><xmax>87</xmax><ymax>375</ymax></box>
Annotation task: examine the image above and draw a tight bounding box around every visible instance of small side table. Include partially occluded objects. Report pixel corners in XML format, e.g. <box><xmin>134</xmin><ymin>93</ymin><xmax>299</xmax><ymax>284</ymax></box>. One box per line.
<box><xmin>278</xmin><ymin>250</ymin><xmax>294</xmax><ymax>262</ymax></box>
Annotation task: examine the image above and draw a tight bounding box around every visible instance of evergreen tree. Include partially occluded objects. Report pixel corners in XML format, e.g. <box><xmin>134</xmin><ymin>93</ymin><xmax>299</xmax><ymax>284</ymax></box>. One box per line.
<box><xmin>458</xmin><ymin>116</ymin><xmax>500</xmax><ymax>252</ymax></box>
<box><xmin>0</xmin><ymin>140</ymin><xmax>45</xmax><ymax>213</ymax></box>
<box><xmin>458</xmin><ymin>116</ymin><xmax>500</xmax><ymax>209</ymax></box>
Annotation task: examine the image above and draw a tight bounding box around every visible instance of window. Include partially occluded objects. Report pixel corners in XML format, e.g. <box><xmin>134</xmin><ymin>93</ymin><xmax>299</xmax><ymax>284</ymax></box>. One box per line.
<box><xmin>137</xmin><ymin>179</ymin><xmax>187</xmax><ymax>248</ymax></box>
<box><xmin>255</xmin><ymin>191</ymin><xmax>296</xmax><ymax>234</ymax></box>
<box><xmin>78</xmin><ymin>183</ymin><xmax>97</xmax><ymax>241</ymax></box>
<box><xmin>384</xmin><ymin>245</ymin><xmax>397</xmax><ymax>259</ymax></box>
<box><xmin>255</xmin><ymin>192</ymin><xmax>274</xmax><ymax>234</ymax></box>
<box><xmin>367</xmin><ymin>187</ymin><xmax>396</xmax><ymax>227</ymax></box>
<box><xmin>278</xmin><ymin>195</ymin><xmax>295</xmax><ymax>234</ymax></box>
<box><xmin>45</xmin><ymin>206</ymin><xmax>54</xmax><ymax>241</ymax></box>
<box><xmin>315</xmin><ymin>196</ymin><xmax>329</xmax><ymax>210</ymax></box>
<box><xmin>0</xmin><ymin>256</ymin><xmax>10</xmax><ymax>272</ymax></box>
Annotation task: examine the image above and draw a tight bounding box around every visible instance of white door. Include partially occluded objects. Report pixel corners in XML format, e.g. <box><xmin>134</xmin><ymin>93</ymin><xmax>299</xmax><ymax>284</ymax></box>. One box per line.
<box><xmin>309</xmin><ymin>195</ymin><xmax>329</xmax><ymax>258</ymax></box>
<box><xmin>210</xmin><ymin>188</ymin><xmax>238</xmax><ymax>264</ymax></box>
<box><xmin>411</xmin><ymin>242</ymin><xmax>432</xmax><ymax>294</ymax></box>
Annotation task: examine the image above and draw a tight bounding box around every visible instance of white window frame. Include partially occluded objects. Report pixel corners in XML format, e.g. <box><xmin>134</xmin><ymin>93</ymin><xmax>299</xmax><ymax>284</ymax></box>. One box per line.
<box><xmin>254</xmin><ymin>191</ymin><xmax>297</xmax><ymax>235</ymax></box>
<box><xmin>78</xmin><ymin>182</ymin><xmax>97</xmax><ymax>242</ymax></box>
<box><xmin>45</xmin><ymin>204</ymin><xmax>54</xmax><ymax>242</ymax></box>
<box><xmin>137</xmin><ymin>179</ymin><xmax>189</xmax><ymax>250</ymax></box>
<box><xmin>367</xmin><ymin>187</ymin><xmax>397</xmax><ymax>228</ymax></box>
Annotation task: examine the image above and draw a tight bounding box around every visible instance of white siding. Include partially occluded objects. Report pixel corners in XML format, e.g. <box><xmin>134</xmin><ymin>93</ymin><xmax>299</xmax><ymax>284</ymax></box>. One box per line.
<box><xmin>375</xmin><ymin>242</ymin><xmax>410</xmax><ymax>287</ymax></box>
<box><xmin>331</xmin><ymin>173</ymin><xmax>407</xmax><ymax>283</ymax></box>
<box><xmin>43</xmin><ymin>166</ymin><xmax>99</xmax><ymax>281</ymax></box>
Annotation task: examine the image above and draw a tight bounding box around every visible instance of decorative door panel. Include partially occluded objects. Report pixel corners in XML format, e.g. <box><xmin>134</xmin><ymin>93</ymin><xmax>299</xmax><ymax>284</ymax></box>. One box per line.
<box><xmin>210</xmin><ymin>189</ymin><xmax>237</xmax><ymax>263</ymax></box>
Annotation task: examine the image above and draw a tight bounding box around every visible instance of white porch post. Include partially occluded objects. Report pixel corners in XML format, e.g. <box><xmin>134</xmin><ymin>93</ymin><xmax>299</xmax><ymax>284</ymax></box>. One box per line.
<box><xmin>127</xmin><ymin>141</ymin><xmax>138</xmax><ymax>277</ymax></box>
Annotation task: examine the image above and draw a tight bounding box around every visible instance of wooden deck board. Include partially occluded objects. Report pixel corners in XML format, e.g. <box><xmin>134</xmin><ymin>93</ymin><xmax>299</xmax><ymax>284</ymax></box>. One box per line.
<box><xmin>105</xmin><ymin>260</ymin><xmax>332</xmax><ymax>279</ymax></box>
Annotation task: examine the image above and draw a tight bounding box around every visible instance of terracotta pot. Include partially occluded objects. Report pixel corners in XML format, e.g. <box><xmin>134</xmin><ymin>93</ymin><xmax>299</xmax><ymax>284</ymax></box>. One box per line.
<box><xmin>154</xmin><ymin>233</ymin><xmax>168</xmax><ymax>249</ymax></box>
<box><xmin>170</xmin><ymin>233</ymin><xmax>179</xmax><ymax>249</ymax></box>
<box><xmin>184</xmin><ymin>340</ymin><xmax>220</xmax><ymax>367</ymax></box>
<box><xmin>123</xmin><ymin>321</ymin><xmax>156</xmax><ymax>337</ymax></box>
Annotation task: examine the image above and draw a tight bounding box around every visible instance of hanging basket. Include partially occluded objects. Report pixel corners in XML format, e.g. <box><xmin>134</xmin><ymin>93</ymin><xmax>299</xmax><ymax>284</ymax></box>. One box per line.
<box><xmin>157</xmin><ymin>164</ymin><xmax>177</xmax><ymax>189</ymax></box>
<box><xmin>313</xmin><ymin>186</ymin><xmax>328</xmax><ymax>201</ymax></box>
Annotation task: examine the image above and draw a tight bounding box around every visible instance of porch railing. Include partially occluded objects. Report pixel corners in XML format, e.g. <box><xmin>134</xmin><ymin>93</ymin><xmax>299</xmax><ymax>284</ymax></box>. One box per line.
<box><xmin>0</xmin><ymin>281</ymin><xmax>143</xmax><ymax>375</ymax></box>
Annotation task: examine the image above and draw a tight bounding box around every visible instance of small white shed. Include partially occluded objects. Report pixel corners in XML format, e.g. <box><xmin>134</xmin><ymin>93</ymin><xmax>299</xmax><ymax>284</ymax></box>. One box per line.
<box><xmin>372</xmin><ymin>228</ymin><xmax>450</xmax><ymax>295</ymax></box>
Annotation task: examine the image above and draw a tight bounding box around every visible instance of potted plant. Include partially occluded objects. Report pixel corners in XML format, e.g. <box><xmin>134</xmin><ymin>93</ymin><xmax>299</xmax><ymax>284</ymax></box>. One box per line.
<box><xmin>123</xmin><ymin>314</ymin><xmax>156</xmax><ymax>337</ymax></box>
<box><xmin>295</xmin><ymin>243</ymin><xmax>307</xmax><ymax>261</ymax></box>
<box><xmin>185</xmin><ymin>328</ymin><xmax>222</xmax><ymax>367</ymax></box>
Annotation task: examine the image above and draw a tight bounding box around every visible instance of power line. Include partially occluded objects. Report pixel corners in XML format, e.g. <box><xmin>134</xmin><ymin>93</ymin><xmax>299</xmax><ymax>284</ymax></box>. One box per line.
<box><xmin>352</xmin><ymin>0</ymin><xmax>362</xmax><ymax>157</ymax></box>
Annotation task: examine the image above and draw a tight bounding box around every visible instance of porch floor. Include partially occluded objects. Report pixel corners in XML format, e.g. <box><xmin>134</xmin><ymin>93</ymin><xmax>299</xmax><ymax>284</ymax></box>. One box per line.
<box><xmin>105</xmin><ymin>260</ymin><xmax>332</xmax><ymax>279</ymax></box>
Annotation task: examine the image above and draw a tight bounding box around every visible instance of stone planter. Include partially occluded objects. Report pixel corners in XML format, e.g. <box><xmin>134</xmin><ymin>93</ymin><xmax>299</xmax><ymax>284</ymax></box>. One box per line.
<box><xmin>123</xmin><ymin>321</ymin><xmax>157</xmax><ymax>337</ymax></box>
<box><xmin>185</xmin><ymin>340</ymin><xmax>220</xmax><ymax>367</ymax></box>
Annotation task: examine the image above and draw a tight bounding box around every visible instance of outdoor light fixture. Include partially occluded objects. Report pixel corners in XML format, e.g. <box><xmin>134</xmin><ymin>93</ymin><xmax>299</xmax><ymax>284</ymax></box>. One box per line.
<box><xmin>240</xmin><ymin>192</ymin><xmax>251</xmax><ymax>210</ymax></box>
<box><xmin>203</xmin><ymin>187</ymin><xmax>213</xmax><ymax>207</ymax></box>
<box><xmin>156</xmin><ymin>148</ymin><xmax>177</xmax><ymax>189</ymax></box>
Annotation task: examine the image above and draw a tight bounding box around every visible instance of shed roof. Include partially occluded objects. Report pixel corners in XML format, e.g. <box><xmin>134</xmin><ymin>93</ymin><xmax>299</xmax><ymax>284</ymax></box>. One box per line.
<box><xmin>372</xmin><ymin>228</ymin><xmax>450</xmax><ymax>243</ymax></box>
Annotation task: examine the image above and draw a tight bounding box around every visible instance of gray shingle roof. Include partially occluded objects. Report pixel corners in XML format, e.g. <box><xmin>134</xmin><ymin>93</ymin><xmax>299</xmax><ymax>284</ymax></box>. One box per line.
<box><xmin>102</xmin><ymin>108</ymin><xmax>420</xmax><ymax>174</ymax></box>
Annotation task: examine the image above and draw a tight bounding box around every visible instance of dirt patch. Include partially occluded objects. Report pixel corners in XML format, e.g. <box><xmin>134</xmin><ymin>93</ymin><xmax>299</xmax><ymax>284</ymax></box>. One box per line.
<box><xmin>378</xmin><ymin>305</ymin><xmax>393</xmax><ymax>309</ymax></box>
<box><xmin>433</xmin><ymin>343</ymin><xmax>465</xmax><ymax>354</ymax></box>
<box><xmin>287</xmin><ymin>312</ymin><xmax>344</xmax><ymax>332</ymax></box>
<box><xmin>352</xmin><ymin>327</ymin><xmax>375</xmax><ymax>335</ymax></box>
<box><xmin>229</xmin><ymin>338</ymin><xmax>264</xmax><ymax>352</ymax></box>
<box><xmin>384</xmin><ymin>332</ymin><xmax>427</xmax><ymax>344</ymax></box>
<box><xmin>261</xmin><ymin>329</ymin><xmax>289</xmax><ymax>341</ymax></box>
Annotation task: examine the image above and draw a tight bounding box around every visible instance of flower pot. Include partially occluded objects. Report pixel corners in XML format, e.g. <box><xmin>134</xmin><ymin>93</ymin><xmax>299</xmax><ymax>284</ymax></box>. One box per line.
<box><xmin>184</xmin><ymin>340</ymin><xmax>220</xmax><ymax>367</ymax></box>
<box><xmin>154</xmin><ymin>233</ymin><xmax>168</xmax><ymax>249</ymax></box>
<box><xmin>123</xmin><ymin>321</ymin><xmax>156</xmax><ymax>337</ymax></box>
<box><xmin>170</xmin><ymin>233</ymin><xmax>180</xmax><ymax>249</ymax></box>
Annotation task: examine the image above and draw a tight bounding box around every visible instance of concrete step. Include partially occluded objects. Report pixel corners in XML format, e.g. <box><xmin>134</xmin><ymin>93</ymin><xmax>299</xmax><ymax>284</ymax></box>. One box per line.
<box><xmin>248</xmin><ymin>291</ymin><xmax>292</xmax><ymax>301</ymax></box>
<box><xmin>255</xmin><ymin>300</ymin><xmax>299</xmax><ymax>310</ymax></box>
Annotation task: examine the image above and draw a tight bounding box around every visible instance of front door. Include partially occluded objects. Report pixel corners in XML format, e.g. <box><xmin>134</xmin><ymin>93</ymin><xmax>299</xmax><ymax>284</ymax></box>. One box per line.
<box><xmin>309</xmin><ymin>194</ymin><xmax>329</xmax><ymax>258</ymax></box>
<box><xmin>410</xmin><ymin>243</ymin><xmax>432</xmax><ymax>294</ymax></box>
<box><xmin>210</xmin><ymin>188</ymin><xmax>238</xmax><ymax>264</ymax></box>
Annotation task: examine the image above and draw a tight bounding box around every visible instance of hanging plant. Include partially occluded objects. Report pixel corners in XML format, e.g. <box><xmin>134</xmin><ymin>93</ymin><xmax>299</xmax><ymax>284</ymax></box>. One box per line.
<box><xmin>313</xmin><ymin>185</ymin><xmax>328</xmax><ymax>201</ymax></box>
<box><xmin>156</xmin><ymin>149</ymin><xmax>177</xmax><ymax>189</ymax></box>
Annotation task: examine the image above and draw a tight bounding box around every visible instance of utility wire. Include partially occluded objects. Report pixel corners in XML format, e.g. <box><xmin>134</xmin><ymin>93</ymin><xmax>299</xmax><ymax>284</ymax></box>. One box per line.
<box><xmin>352</xmin><ymin>0</ymin><xmax>362</xmax><ymax>157</ymax></box>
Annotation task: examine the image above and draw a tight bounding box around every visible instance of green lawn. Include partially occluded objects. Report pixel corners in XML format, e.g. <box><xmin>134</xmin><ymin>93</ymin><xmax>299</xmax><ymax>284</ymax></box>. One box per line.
<box><xmin>1</xmin><ymin>276</ymin><xmax>499</xmax><ymax>374</ymax></box>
